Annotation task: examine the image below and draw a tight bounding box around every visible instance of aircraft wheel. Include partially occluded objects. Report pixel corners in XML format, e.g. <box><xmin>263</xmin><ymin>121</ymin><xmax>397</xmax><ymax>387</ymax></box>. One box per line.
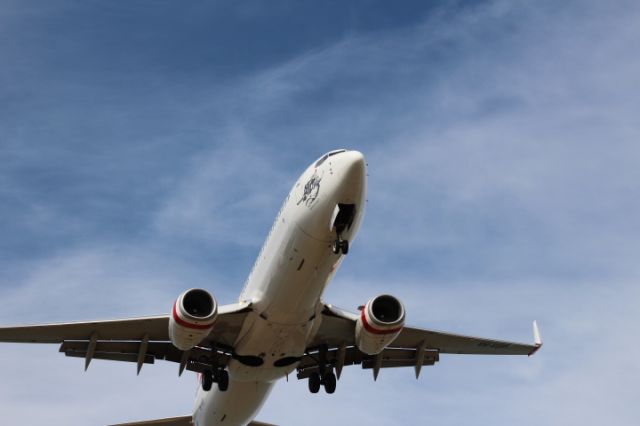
<box><xmin>308</xmin><ymin>372</ymin><xmax>321</xmax><ymax>393</ymax></box>
<box><xmin>217</xmin><ymin>370</ymin><xmax>229</xmax><ymax>392</ymax></box>
<box><xmin>332</xmin><ymin>240</ymin><xmax>341</xmax><ymax>254</ymax></box>
<box><xmin>202</xmin><ymin>371</ymin><xmax>213</xmax><ymax>392</ymax></box>
<box><xmin>323</xmin><ymin>371</ymin><xmax>336</xmax><ymax>394</ymax></box>
<box><xmin>340</xmin><ymin>240</ymin><xmax>349</xmax><ymax>255</ymax></box>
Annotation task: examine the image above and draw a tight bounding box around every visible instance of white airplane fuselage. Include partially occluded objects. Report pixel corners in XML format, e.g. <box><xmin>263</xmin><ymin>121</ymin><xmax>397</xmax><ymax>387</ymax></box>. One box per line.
<box><xmin>193</xmin><ymin>150</ymin><xmax>367</xmax><ymax>426</ymax></box>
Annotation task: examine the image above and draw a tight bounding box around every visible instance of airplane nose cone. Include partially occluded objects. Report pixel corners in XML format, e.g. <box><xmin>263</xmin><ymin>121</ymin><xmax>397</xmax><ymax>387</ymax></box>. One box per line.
<box><xmin>344</xmin><ymin>150</ymin><xmax>365</xmax><ymax>175</ymax></box>
<box><xmin>294</xmin><ymin>150</ymin><xmax>367</xmax><ymax>241</ymax></box>
<box><xmin>339</xmin><ymin>150</ymin><xmax>367</xmax><ymax>200</ymax></box>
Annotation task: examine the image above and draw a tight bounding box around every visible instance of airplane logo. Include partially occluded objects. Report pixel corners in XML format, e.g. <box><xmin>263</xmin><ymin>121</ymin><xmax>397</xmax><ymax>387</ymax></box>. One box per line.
<box><xmin>297</xmin><ymin>169</ymin><xmax>323</xmax><ymax>207</ymax></box>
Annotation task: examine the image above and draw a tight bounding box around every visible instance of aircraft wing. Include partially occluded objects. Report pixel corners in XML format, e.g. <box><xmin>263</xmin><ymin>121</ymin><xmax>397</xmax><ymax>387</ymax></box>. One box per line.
<box><xmin>109</xmin><ymin>415</ymin><xmax>194</xmax><ymax>426</ymax></box>
<box><xmin>109</xmin><ymin>415</ymin><xmax>275</xmax><ymax>426</ymax></box>
<box><xmin>0</xmin><ymin>302</ymin><xmax>252</xmax><ymax>374</ymax></box>
<box><xmin>299</xmin><ymin>304</ymin><xmax>542</xmax><ymax>379</ymax></box>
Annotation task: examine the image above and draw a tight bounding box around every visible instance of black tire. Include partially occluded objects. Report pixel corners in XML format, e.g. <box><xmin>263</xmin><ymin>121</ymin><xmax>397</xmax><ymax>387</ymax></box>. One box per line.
<box><xmin>308</xmin><ymin>372</ymin><xmax>321</xmax><ymax>394</ymax></box>
<box><xmin>323</xmin><ymin>371</ymin><xmax>337</xmax><ymax>394</ymax></box>
<box><xmin>217</xmin><ymin>370</ymin><xmax>229</xmax><ymax>392</ymax></box>
<box><xmin>332</xmin><ymin>240</ymin><xmax>340</xmax><ymax>254</ymax></box>
<box><xmin>202</xmin><ymin>371</ymin><xmax>213</xmax><ymax>392</ymax></box>
<box><xmin>341</xmin><ymin>240</ymin><xmax>349</xmax><ymax>255</ymax></box>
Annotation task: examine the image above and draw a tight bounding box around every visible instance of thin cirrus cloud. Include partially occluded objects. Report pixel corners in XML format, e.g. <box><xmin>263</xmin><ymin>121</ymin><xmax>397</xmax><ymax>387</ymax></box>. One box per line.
<box><xmin>1</xmin><ymin>0</ymin><xmax>639</xmax><ymax>425</ymax></box>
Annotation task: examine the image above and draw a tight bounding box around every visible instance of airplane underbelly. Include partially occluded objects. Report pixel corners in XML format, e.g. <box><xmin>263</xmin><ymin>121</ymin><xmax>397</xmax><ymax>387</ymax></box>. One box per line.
<box><xmin>228</xmin><ymin>317</ymin><xmax>309</xmax><ymax>382</ymax></box>
<box><xmin>230</xmin><ymin>226</ymin><xmax>345</xmax><ymax>382</ymax></box>
<box><xmin>259</xmin><ymin>226</ymin><xmax>337</xmax><ymax>321</ymax></box>
<box><xmin>195</xmin><ymin>380</ymin><xmax>273</xmax><ymax>426</ymax></box>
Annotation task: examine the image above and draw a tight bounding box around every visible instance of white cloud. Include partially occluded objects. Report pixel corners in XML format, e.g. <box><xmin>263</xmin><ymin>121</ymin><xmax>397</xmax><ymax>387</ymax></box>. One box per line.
<box><xmin>153</xmin><ymin>140</ymin><xmax>293</xmax><ymax>247</ymax></box>
<box><xmin>0</xmin><ymin>247</ymin><xmax>211</xmax><ymax>323</ymax></box>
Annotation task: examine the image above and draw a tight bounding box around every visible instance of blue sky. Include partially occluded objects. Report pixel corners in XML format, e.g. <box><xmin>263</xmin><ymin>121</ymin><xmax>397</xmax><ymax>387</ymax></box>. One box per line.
<box><xmin>1</xmin><ymin>0</ymin><xmax>639</xmax><ymax>424</ymax></box>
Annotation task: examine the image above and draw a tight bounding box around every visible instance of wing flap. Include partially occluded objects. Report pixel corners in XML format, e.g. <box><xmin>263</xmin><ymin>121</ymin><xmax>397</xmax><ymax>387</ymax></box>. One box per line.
<box><xmin>57</xmin><ymin>340</ymin><xmax>233</xmax><ymax>372</ymax></box>
<box><xmin>362</xmin><ymin>358</ymin><xmax>435</xmax><ymax>369</ymax></box>
<box><xmin>64</xmin><ymin>350</ymin><xmax>156</xmax><ymax>365</ymax></box>
<box><xmin>296</xmin><ymin>346</ymin><xmax>439</xmax><ymax>379</ymax></box>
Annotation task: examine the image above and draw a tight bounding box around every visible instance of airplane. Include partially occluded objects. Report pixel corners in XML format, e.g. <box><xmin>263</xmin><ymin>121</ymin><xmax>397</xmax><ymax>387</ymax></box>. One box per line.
<box><xmin>0</xmin><ymin>149</ymin><xmax>542</xmax><ymax>426</ymax></box>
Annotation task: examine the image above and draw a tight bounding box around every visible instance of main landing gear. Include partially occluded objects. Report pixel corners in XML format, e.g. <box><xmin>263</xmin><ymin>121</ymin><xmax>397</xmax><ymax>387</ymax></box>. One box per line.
<box><xmin>307</xmin><ymin>344</ymin><xmax>337</xmax><ymax>394</ymax></box>
<box><xmin>202</xmin><ymin>344</ymin><xmax>229</xmax><ymax>392</ymax></box>
<box><xmin>202</xmin><ymin>368</ymin><xmax>229</xmax><ymax>392</ymax></box>
<box><xmin>308</xmin><ymin>370</ymin><xmax>337</xmax><ymax>394</ymax></box>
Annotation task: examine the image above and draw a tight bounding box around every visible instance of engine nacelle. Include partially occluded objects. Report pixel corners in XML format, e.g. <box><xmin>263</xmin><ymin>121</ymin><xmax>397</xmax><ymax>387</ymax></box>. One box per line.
<box><xmin>355</xmin><ymin>294</ymin><xmax>405</xmax><ymax>355</ymax></box>
<box><xmin>169</xmin><ymin>288</ymin><xmax>218</xmax><ymax>351</ymax></box>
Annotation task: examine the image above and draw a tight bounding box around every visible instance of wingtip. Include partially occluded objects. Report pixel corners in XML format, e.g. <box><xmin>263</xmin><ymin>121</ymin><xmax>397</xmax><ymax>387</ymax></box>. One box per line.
<box><xmin>528</xmin><ymin>320</ymin><xmax>543</xmax><ymax>356</ymax></box>
<box><xmin>533</xmin><ymin>320</ymin><xmax>542</xmax><ymax>345</ymax></box>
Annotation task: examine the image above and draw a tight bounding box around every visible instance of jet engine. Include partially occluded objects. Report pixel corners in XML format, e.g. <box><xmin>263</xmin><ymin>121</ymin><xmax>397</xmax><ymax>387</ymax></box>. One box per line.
<box><xmin>169</xmin><ymin>288</ymin><xmax>218</xmax><ymax>351</ymax></box>
<box><xmin>355</xmin><ymin>294</ymin><xmax>405</xmax><ymax>355</ymax></box>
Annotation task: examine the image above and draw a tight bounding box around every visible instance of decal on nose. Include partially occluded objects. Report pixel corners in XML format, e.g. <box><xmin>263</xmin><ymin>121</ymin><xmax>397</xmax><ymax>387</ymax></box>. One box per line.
<box><xmin>297</xmin><ymin>169</ymin><xmax>323</xmax><ymax>208</ymax></box>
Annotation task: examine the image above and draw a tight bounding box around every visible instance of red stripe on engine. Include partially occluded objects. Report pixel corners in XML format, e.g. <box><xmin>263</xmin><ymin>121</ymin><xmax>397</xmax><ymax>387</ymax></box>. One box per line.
<box><xmin>360</xmin><ymin>309</ymin><xmax>403</xmax><ymax>335</ymax></box>
<box><xmin>172</xmin><ymin>302</ymin><xmax>214</xmax><ymax>330</ymax></box>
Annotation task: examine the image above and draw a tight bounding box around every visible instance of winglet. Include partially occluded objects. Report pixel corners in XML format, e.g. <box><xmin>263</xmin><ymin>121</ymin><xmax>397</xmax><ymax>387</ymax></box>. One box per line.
<box><xmin>528</xmin><ymin>320</ymin><xmax>543</xmax><ymax>356</ymax></box>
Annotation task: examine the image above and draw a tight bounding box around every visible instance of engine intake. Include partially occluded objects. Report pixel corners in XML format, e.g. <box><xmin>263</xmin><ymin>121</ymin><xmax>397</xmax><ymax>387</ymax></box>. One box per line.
<box><xmin>169</xmin><ymin>288</ymin><xmax>218</xmax><ymax>350</ymax></box>
<box><xmin>355</xmin><ymin>294</ymin><xmax>405</xmax><ymax>355</ymax></box>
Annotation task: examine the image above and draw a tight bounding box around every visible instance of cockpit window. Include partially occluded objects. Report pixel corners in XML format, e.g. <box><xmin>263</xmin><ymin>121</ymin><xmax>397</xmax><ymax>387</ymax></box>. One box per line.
<box><xmin>315</xmin><ymin>149</ymin><xmax>347</xmax><ymax>167</ymax></box>
<box><xmin>315</xmin><ymin>155</ymin><xmax>329</xmax><ymax>167</ymax></box>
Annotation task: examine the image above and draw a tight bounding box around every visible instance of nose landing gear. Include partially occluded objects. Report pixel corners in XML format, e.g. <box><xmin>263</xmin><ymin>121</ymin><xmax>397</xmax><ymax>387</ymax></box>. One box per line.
<box><xmin>331</xmin><ymin>203</ymin><xmax>356</xmax><ymax>255</ymax></box>
<box><xmin>332</xmin><ymin>237</ymin><xmax>349</xmax><ymax>255</ymax></box>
